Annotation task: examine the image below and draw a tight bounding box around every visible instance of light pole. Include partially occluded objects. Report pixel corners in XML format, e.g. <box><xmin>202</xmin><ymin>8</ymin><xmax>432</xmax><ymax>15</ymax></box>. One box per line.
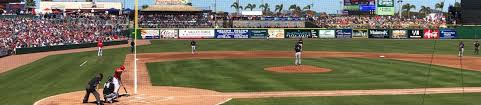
<box><xmin>397</xmin><ymin>0</ymin><xmax>403</xmax><ymax>18</ymax></box>
<box><xmin>214</xmin><ymin>0</ymin><xmax>217</xmax><ymax>28</ymax></box>
<box><xmin>339</xmin><ymin>0</ymin><xmax>343</xmax><ymax>15</ymax></box>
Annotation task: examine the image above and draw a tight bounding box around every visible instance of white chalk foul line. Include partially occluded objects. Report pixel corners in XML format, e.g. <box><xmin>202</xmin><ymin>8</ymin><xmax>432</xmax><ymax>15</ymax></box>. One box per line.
<box><xmin>33</xmin><ymin>94</ymin><xmax>58</xmax><ymax>105</ymax></box>
<box><xmin>80</xmin><ymin>60</ymin><xmax>88</xmax><ymax>67</ymax></box>
<box><xmin>216</xmin><ymin>98</ymin><xmax>233</xmax><ymax>105</ymax></box>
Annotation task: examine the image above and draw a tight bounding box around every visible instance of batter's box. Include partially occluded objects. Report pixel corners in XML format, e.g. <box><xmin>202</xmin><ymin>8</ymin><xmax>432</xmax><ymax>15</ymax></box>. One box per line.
<box><xmin>126</xmin><ymin>94</ymin><xmax>174</xmax><ymax>104</ymax></box>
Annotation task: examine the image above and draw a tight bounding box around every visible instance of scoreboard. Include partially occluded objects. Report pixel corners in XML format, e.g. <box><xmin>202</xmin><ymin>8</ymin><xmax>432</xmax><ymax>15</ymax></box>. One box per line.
<box><xmin>461</xmin><ymin>0</ymin><xmax>481</xmax><ymax>24</ymax></box>
<box><xmin>344</xmin><ymin>0</ymin><xmax>376</xmax><ymax>15</ymax></box>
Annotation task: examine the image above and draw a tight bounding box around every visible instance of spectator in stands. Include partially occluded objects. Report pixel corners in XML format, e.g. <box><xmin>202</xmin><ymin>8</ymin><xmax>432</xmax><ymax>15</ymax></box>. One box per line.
<box><xmin>0</xmin><ymin>13</ymin><xmax>129</xmax><ymax>54</ymax></box>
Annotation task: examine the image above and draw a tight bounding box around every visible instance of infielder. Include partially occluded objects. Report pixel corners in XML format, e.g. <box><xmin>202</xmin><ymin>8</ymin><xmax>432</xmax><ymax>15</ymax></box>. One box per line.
<box><xmin>113</xmin><ymin>65</ymin><xmax>125</xmax><ymax>97</ymax></box>
<box><xmin>474</xmin><ymin>41</ymin><xmax>480</xmax><ymax>55</ymax></box>
<box><xmin>97</xmin><ymin>39</ymin><xmax>103</xmax><ymax>56</ymax></box>
<box><xmin>459</xmin><ymin>41</ymin><xmax>464</xmax><ymax>57</ymax></box>
<box><xmin>191</xmin><ymin>40</ymin><xmax>197</xmax><ymax>54</ymax></box>
<box><xmin>83</xmin><ymin>73</ymin><xmax>103</xmax><ymax>105</ymax></box>
<box><xmin>295</xmin><ymin>42</ymin><xmax>303</xmax><ymax>66</ymax></box>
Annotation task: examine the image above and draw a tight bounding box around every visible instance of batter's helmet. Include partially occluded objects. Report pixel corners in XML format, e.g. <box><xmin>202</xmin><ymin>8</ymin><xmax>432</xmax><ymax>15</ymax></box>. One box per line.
<box><xmin>120</xmin><ymin>65</ymin><xmax>126</xmax><ymax>70</ymax></box>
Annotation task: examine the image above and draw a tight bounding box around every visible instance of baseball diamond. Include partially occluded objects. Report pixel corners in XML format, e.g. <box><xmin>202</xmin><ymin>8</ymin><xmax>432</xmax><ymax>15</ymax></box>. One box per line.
<box><xmin>1</xmin><ymin>39</ymin><xmax>481</xmax><ymax>105</ymax></box>
<box><xmin>3</xmin><ymin>0</ymin><xmax>481</xmax><ymax>105</ymax></box>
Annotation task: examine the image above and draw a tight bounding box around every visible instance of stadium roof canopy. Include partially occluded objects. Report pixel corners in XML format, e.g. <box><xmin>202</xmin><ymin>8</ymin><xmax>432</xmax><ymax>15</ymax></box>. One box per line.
<box><xmin>141</xmin><ymin>5</ymin><xmax>201</xmax><ymax>12</ymax></box>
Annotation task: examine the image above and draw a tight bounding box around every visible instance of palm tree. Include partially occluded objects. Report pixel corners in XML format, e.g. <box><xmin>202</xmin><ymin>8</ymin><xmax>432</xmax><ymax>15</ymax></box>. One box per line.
<box><xmin>454</xmin><ymin>2</ymin><xmax>461</xmax><ymax>8</ymax></box>
<box><xmin>435</xmin><ymin>2</ymin><xmax>445</xmax><ymax>12</ymax></box>
<box><xmin>231</xmin><ymin>2</ymin><xmax>241</xmax><ymax>14</ymax></box>
<box><xmin>275</xmin><ymin>4</ymin><xmax>284</xmax><ymax>14</ymax></box>
<box><xmin>24</xmin><ymin>0</ymin><xmax>36</xmax><ymax>9</ymax></box>
<box><xmin>142</xmin><ymin>5</ymin><xmax>149</xmax><ymax>9</ymax></box>
<box><xmin>259</xmin><ymin>3</ymin><xmax>270</xmax><ymax>14</ymax></box>
<box><xmin>402</xmin><ymin>3</ymin><xmax>416</xmax><ymax>17</ymax></box>
<box><xmin>303</xmin><ymin>4</ymin><xmax>313</xmax><ymax>10</ymax></box>
<box><xmin>289</xmin><ymin>4</ymin><xmax>301</xmax><ymax>16</ymax></box>
<box><xmin>419</xmin><ymin>6</ymin><xmax>432</xmax><ymax>16</ymax></box>
<box><xmin>245</xmin><ymin>4</ymin><xmax>256</xmax><ymax>11</ymax></box>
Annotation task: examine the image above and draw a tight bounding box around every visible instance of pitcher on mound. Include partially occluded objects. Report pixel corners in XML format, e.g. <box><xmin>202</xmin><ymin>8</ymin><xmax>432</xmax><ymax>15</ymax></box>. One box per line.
<box><xmin>294</xmin><ymin>41</ymin><xmax>302</xmax><ymax>66</ymax></box>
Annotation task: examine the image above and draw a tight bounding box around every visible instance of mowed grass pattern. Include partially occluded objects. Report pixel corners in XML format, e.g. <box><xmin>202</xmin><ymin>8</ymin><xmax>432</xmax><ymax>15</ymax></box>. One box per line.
<box><xmin>139</xmin><ymin>40</ymin><xmax>481</xmax><ymax>56</ymax></box>
<box><xmin>147</xmin><ymin>58</ymin><xmax>481</xmax><ymax>92</ymax></box>
<box><xmin>1</xmin><ymin>39</ymin><xmax>480</xmax><ymax>104</ymax></box>
<box><xmin>0</xmin><ymin>48</ymin><xmax>130</xmax><ymax>105</ymax></box>
<box><xmin>223</xmin><ymin>93</ymin><xmax>481</xmax><ymax>105</ymax></box>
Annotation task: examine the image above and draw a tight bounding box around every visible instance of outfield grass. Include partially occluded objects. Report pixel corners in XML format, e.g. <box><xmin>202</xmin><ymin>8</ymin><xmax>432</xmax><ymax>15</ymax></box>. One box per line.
<box><xmin>223</xmin><ymin>93</ymin><xmax>481</xmax><ymax>105</ymax></box>
<box><xmin>147</xmin><ymin>58</ymin><xmax>481</xmax><ymax>92</ymax></box>
<box><xmin>138</xmin><ymin>40</ymin><xmax>481</xmax><ymax>56</ymax></box>
<box><xmin>0</xmin><ymin>48</ymin><xmax>130</xmax><ymax>105</ymax></box>
<box><xmin>1</xmin><ymin>39</ymin><xmax>481</xmax><ymax>104</ymax></box>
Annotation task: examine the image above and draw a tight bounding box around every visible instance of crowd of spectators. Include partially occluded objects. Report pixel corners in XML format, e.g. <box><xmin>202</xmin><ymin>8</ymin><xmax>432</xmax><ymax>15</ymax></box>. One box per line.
<box><xmin>140</xmin><ymin>14</ymin><xmax>211</xmax><ymax>28</ymax></box>
<box><xmin>0</xmin><ymin>13</ymin><xmax>129</xmax><ymax>55</ymax></box>
<box><xmin>314</xmin><ymin>16</ymin><xmax>446</xmax><ymax>29</ymax></box>
<box><xmin>139</xmin><ymin>13</ymin><xmax>445</xmax><ymax>29</ymax></box>
<box><xmin>233</xmin><ymin>20</ymin><xmax>305</xmax><ymax>28</ymax></box>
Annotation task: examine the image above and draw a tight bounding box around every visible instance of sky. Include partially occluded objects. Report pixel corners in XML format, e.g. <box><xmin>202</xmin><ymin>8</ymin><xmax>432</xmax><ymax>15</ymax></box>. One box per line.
<box><xmin>36</xmin><ymin>0</ymin><xmax>459</xmax><ymax>14</ymax></box>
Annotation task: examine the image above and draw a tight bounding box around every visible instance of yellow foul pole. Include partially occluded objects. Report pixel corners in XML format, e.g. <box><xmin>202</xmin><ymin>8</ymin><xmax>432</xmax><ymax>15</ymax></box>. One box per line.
<box><xmin>134</xmin><ymin>0</ymin><xmax>139</xmax><ymax>95</ymax></box>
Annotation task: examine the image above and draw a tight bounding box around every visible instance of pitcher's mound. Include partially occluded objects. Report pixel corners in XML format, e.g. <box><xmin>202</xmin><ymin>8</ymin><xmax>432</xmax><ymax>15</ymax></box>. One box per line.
<box><xmin>265</xmin><ymin>65</ymin><xmax>332</xmax><ymax>73</ymax></box>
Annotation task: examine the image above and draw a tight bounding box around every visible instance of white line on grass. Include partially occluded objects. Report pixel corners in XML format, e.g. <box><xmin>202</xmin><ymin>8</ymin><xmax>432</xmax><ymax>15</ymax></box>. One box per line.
<box><xmin>80</xmin><ymin>60</ymin><xmax>88</xmax><ymax>67</ymax></box>
<box><xmin>215</xmin><ymin>98</ymin><xmax>233</xmax><ymax>105</ymax></box>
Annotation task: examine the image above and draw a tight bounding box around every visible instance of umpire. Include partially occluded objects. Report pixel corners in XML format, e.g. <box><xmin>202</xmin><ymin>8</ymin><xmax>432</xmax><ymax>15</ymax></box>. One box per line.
<box><xmin>83</xmin><ymin>73</ymin><xmax>104</xmax><ymax>105</ymax></box>
<box><xmin>130</xmin><ymin>40</ymin><xmax>135</xmax><ymax>53</ymax></box>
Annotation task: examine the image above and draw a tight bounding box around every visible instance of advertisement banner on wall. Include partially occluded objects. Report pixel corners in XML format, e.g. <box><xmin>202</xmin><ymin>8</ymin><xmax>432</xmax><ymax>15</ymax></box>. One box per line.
<box><xmin>352</xmin><ymin>29</ymin><xmax>369</xmax><ymax>38</ymax></box>
<box><xmin>178</xmin><ymin>29</ymin><xmax>215</xmax><ymax>39</ymax></box>
<box><xmin>424</xmin><ymin>29</ymin><xmax>440</xmax><ymax>39</ymax></box>
<box><xmin>268</xmin><ymin>29</ymin><xmax>285</xmax><ymax>38</ymax></box>
<box><xmin>284</xmin><ymin>29</ymin><xmax>318</xmax><ymax>38</ymax></box>
<box><xmin>335</xmin><ymin>29</ymin><xmax>353</xmax><ymax>38</ymax></box>
<box><xmin>159</xmin><ymin>29</ymin><xmax>178</xmax><ymax>39</ymax></box>
<box><xmin>140</xmin><ymin>30</ymin><xmax>160</xmax><ymax>39</ymax></box>
<box><xmin>440</xmin><ymin>29</ymin><xmax>457</xmax><ymax>39</ymax></box>
<box><xmin>250</xmin><ymin>29</ymin><xmax>269</xmax><ymax>39</ymax></box>
<box><xmin>215</xmin><ymin>29</ymin><xmax>250</xmax><ymax>39</ymax></box>
<box><xmin>368</xmin><ymin>29</ymin><xmax>391</xmax><ymax>38</ymax></box>
<box><xmin>318</xmin><ymin>30</ymin><xmax>336</xmax><ymax>38</ymax></box>
<box><xmin>408</xmin><ymin>30</ymin><xmax>423</xmax><ymax>39</ymax></box>
<box><xmin>392</xmin><ymin>30</ymin><xmax>408</xmax><ymax>39</ymax></box>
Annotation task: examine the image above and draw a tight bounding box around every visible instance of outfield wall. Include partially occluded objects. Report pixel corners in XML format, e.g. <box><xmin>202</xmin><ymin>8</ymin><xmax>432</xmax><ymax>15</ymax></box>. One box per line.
<box><xmin>136</xmin><ymin>28</ymin><xmax>469</xmax><ymax>39</ymax></box>
<box><xmin>15</xmin><ymin>40</ymin><xmax>128</xmax><ymax>55</ymax></box>
<box><xmin>455</xmin><ymin>26</ymin><xmax>481</xmax><ymax>39</ymax></box>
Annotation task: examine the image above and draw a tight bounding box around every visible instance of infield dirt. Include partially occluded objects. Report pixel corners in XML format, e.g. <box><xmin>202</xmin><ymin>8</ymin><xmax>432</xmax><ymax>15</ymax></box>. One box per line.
<box><xmin>34</xmin><ymin>51</ymin><xmax>481</xmax><ymax>105</ymax></box>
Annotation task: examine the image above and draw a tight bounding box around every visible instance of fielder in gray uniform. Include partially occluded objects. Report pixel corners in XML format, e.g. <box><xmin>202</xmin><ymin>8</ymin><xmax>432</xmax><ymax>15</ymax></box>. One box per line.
<box><xmin>295</xmin><ymin>42</ymin><xmax>302</xmax><ymax>66</ymax></box>
<box><xmin>459</xmin><ymin>41</ymin><xmax>464</xmax><ymax>57</ymax></box>
<box><xmin>191</xmin><ymin>40</ymin><xmax>197</xmax><ymax>54</ymax></box>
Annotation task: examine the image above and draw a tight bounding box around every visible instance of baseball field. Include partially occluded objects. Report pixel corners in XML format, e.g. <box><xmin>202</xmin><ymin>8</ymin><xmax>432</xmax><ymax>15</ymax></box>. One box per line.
<box><xmin>2</xmin><ymin>39</ymin><xmax>481</xmax><ymax>105</ymax></box>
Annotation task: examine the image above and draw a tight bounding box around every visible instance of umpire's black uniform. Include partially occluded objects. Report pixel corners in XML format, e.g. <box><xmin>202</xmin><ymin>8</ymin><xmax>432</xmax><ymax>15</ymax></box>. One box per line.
<box><xmin>130</xmin><ymin>41</ymin><xmax>135</xmax><ymax>53</ymax></box>
<box><xmin>83</xmin><ymin>73</ymin><xmax>103</xmax><ymax>105</ymax></box>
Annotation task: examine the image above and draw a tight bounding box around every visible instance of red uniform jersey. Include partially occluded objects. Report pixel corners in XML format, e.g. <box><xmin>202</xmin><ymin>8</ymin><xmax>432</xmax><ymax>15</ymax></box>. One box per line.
<box><xmin>97</xmin><ymin>40</ymin><xmax>103</xmax><ymax>48</ymax></box>
<box><xmin>114</xmin><ymin>68</ymin><xmax>124</xmax><ymax>79</ymax></box>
